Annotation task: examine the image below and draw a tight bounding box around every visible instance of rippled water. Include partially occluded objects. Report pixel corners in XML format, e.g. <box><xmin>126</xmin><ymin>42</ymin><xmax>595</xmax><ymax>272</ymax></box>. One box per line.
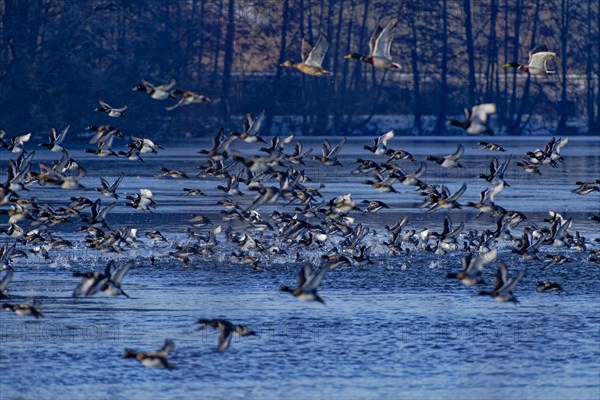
<box><xmin>1</xmin><ymin>136</ymin><xmax>599</xmax><ymax>400</ymax></box>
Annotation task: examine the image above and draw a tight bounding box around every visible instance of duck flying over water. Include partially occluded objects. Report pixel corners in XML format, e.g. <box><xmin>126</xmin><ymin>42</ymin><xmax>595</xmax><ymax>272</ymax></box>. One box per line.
<box><xmin>95</xmin><ymin>172</ymin><xmax>124</xmax><ymax>199</ymax></box>
<box><xmin>279</xmin><ymin>263</ymin><xmax>329</xmax><ymax>304</ymax></box>
<box><xmin>478</xmin><ymin>261</ymin><xmax>525</xmax><ymax>303</ymax></box>
<box><xmin>446</xmin><ymin>248</ymin><xmax>497</xmax><ymax>286</ymax></box>
<box><xmin>345</xmin><ymin>19</ymin><xmax>400</xmax><ymax>70</ymax></box>
<box><xmin>473</xmin><ymin>141</ymin><xmax>505</xmax><ymax>152</ymax></box>
<box><xmin>364</xmin><ymin>130</ymin><xmax>394</xmax><ymax>155</ymax></box>
<box><xmin>231</xmin><ymin>111</ymin><xmax>266</xmax><ymax>143</ymax></box>
<box><xmin>196</xmin><ymin>319</ymin><xmax>256</xmax><ymax>352</ymax></box>
<box><xmin>2</xmin><ymin>302</ymin><xmax>43</xmax><ymax>318</ymax></box>
<box><xmin>503</xmin><ymin>46</ymin><xmax>556</xmax><ymax>75</ymax></box>
<box><xmin>426</xmin><ymin>145</ymin><xmax>464</xmax><ymax>168</ymax></box>
<box><xmin>449</xmin><ymin>103</ymin><xmax>496</xmax><ymax>135</ymax></box>
<box><xmin>312</xmin><ymin>138</ymin><xmax>345</xmax><ymax>166</ymax></box>
<box><xmin>572</xmin><ymin>180</ymin><xmax>600</xmax><ymax>195</ymax></box>
<box><xmin>123</xmin><ymin>339</ymin><xmax>175</xmax><ymax>369</ymax></box>
<box><xmin>40</xmin><ymin>125</ymin><xmax>69</xmax><ymax>152</ymax></box>
<box><xmin>281</xmin><ymin>36</ymin><xmax>331</xmax><ymax>76</ymax></box>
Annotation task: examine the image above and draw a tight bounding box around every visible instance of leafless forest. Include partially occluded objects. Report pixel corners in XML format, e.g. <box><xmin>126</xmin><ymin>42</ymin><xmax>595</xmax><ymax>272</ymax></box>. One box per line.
<box><xmin>0</xmin><ymin>0</ymin><xmax>598</xmax><ymax>138</ymax></box>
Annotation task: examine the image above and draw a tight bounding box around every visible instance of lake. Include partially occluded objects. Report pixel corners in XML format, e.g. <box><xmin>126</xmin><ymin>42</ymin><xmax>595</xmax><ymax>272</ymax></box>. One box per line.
<box><xmin>1</xmin><ymin>135</ymin><xmax>599</xmax><ymax>400</ymax></box>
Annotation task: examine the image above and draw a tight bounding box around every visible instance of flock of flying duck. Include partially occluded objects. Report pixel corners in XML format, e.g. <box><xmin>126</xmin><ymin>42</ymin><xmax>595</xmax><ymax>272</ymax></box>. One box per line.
<box><xmin>1</xmin><ymin>19</ymin><xmax>598</xmax><ymax>369</ymax></box>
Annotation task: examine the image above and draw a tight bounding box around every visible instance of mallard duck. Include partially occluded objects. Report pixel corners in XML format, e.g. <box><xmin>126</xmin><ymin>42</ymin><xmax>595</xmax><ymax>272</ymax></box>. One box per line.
<box><xmin>281</xmin><ymin>36</ymin><xmax>331</xmax><ymax>76</ymax></box>
<box><xmin>449</xmin><ymin>103</ymin><xmax>496</xmax><ymax>135</ymax></box>
<box><xmin>345</xmin><ymin>19</ymin><xmax>400</xmax><ymax>70</ymax></box>
<box><xmin>503</xmin><ymin>46</ymin><xmax>556</xmax><ymax>75</ymax></box>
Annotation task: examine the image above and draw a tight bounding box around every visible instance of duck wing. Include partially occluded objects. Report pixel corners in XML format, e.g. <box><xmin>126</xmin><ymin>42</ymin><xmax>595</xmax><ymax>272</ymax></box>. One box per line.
<box><xmin>497</xmin><ymin>268</ymin><xmax>525</xmax><ymax>296</ymax></box>
<box><xmin>217</xmin><ymin>321</ymin><xmax>234</xmax><ymax>352</ymax></box>
<box><xmin>55</xmin><ymin>125</ymin><xmax>70</xmax><ymax>145</ymax></box>
<box><xmin>154</xmin><ymin>79</ymin><xmax>176</xmax><ymax>91</ymax></box>
<box><xmin>301</xmin><ymin>38</ymin><xmax>313</xmax><ymax>63</ymax></box>
<box><xmin>297</xmin><ymin>264</ymin><xmax>311</xmax><ymax>287</ymax></box>
<box><xmin>446</xmin><ymin>144</ymin><xmax>464</xmax><ymax>161</ymax></box>
<box><xmin>322</xmin><ymin>139</ymin><xmax>332</xmax><ymax>157</ymax></box>
<box><xmin>471</xmin><ymin>103</ymin><xmax>496</xmax><ymax>125</ymax></box>
<box><xmin>0</xmin><ymin>270</ymin><xmax>13</xmax><ymax>292</ymax></box>
<box><xmin>447</xmin><ymin>183</ymin><xmax>467</xmax><ymax>201</ymax></box>
<box><xmin>529</xmin><ymin>52</ymin><xmax>555</xmax><ymax>70</ymax></box>
<box><xmin>247</xmin><ymin>110</ymin><xmax>265</xmax><ymax>137</ymax></box>
<box><xmin>110</xmin><ymin>173</ymin><xmax>124</xmax><ymax>191</ymax></box>
<box><xmin>301</xmin><ymin>264</ymin><xmax>328</xmax><ymax>291</ymax></box>
<box><xmin>99</xmin><ymin>100</ymin><xmax>112</xmax><ymax>110</ymax></box>
<box><xmin>158</xmin><ymin>339</ymin><xmax>175</xmax><ymax>357</ymax></box>
<box><xmin>369</xmin><ymin>24</ymin><xmax>383</xmax><ymax>56</ymax></box>
<box><xmin>329</xmin><ymin>138</ymin><xmax>346</xmax><ymax>157</ymax></box>
<box><xmin>373</xmin><ymin>19</ymin><xmax>397</xmax><ymax>59</ymax></box>
<box><xmin>528</xmin><ymin>45</ymin><xmax>548</xmax><ymax>63</ymax></box>
<box><xmin>305</xmin><ymin>36</ymin><xmax>328</xmax><ymax>67</ymax></box>
<box><xmin>111</xmin><ymin>261</ymin><xmax>133</xmax><ymax>286</ymax></box>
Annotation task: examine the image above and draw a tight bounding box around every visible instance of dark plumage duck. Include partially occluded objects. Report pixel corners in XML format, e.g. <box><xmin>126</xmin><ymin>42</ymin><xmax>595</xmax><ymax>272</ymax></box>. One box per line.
<box><xmin>2</xmin><ymin>302</ymin><xmax>43</xmax><ymax>318</ymax></box>
<box><xmin>279</xmin><ymin>264</ymin><xmax>329</xmax><ymax>304</ymax></box>
<box><xmin>536</xmin><ymin>281</ymin><xmax>563</xmax><ymax>293</ymax></box>
<box><xmin>446</xmin><ymin>248</ymin><xmax>497</xmax><ymax>286</ymax></box>
<box><xmin>123</xmin><ymin>339</ymin><xmax>175</xmax><ymax>368</ymax></box>
<box><xmin>312</xmin><ymin>138</ymin><xmax>345</xmax><ymax>167</ymax></box>
<box><xmin>196</xmin><ymin>319</ymin><xmax>256</xmax><ymax>352</ymax></box>
<box><xmin>478</xmin><ymin>261</ymin><xmax>526</xmax><ymax>303</ymax></box>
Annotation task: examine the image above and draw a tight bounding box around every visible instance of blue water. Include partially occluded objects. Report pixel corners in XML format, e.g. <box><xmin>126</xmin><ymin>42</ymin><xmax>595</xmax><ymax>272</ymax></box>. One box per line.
<box><xmin>1</xmin><ymin>136</ymin><xmax>599</xmax><ymax>400</ymax></box>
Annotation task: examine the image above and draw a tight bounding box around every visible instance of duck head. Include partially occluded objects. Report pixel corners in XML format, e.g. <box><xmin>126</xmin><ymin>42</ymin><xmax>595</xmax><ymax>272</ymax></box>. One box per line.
<box><xmin>503</xmin><ymin>62</ymin><xmax>521</xmax><ymax>68</ymax></box>
<box><xmin>344</xmin><ymin>53</ymin><xmax>363</xmax><ymax>60</ymax></box>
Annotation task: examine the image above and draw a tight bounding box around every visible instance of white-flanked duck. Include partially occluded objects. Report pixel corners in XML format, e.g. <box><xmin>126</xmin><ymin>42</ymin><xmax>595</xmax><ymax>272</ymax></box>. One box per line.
<box><xmin>345</xmin><ymin>19</ymin><xmax>400</xmax><ymax>70</ymax></box>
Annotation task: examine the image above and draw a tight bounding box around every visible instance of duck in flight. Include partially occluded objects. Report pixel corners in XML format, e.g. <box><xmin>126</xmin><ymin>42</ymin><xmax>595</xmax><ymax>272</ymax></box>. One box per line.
<box><xmin>279</xmin><ymin>264</ymin><xmax>330</xmax><ymax>304</ymax></box>
<box><xmin>449</xmin><ymin>103</ymin><xmax>496</xmax><ymax>135</ymax></box>
<box><xmin>95</xmin><ymin>100</ymin><xmax>127</xmax><ymax>117</ymax></box>
<box><xmin>503</xmin><ymin>46</ymin><xmax>556</xmax><ymax>75</ymax></box>
<box><xmin>123</xmin><ymin>339</ymin><xmax>175</xmax><ymax>369</ymax></box>
<box><xmin>281</xmin><ymin>36</ymin><xmax>331</xmax><ymax>76</ymax></box>
<box><xmin>196</xmin><ymin>319</ymin><xmax>256</xmax><ymax>352</ymax></box>
<box><xmin>345</xmin><ymin>19</ymin><xmax>400</xmax><ymax>70</ymax></box>
<box><xmin>478</xmin><ymin>261</ymin><xmax>526</xmax><ymax>303</ymax></box>
<box><xmin>132</xmin><ymin>79</ymin><xmax>177</xmax><ymax>100</ymax></box>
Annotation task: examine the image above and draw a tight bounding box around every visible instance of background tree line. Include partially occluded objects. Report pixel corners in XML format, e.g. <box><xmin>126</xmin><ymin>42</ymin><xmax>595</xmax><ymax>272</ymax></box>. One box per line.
<box><xmin>0</xmin><ymin>0</ymin><xmax>598</xmax><ymax>139</ymax></box>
